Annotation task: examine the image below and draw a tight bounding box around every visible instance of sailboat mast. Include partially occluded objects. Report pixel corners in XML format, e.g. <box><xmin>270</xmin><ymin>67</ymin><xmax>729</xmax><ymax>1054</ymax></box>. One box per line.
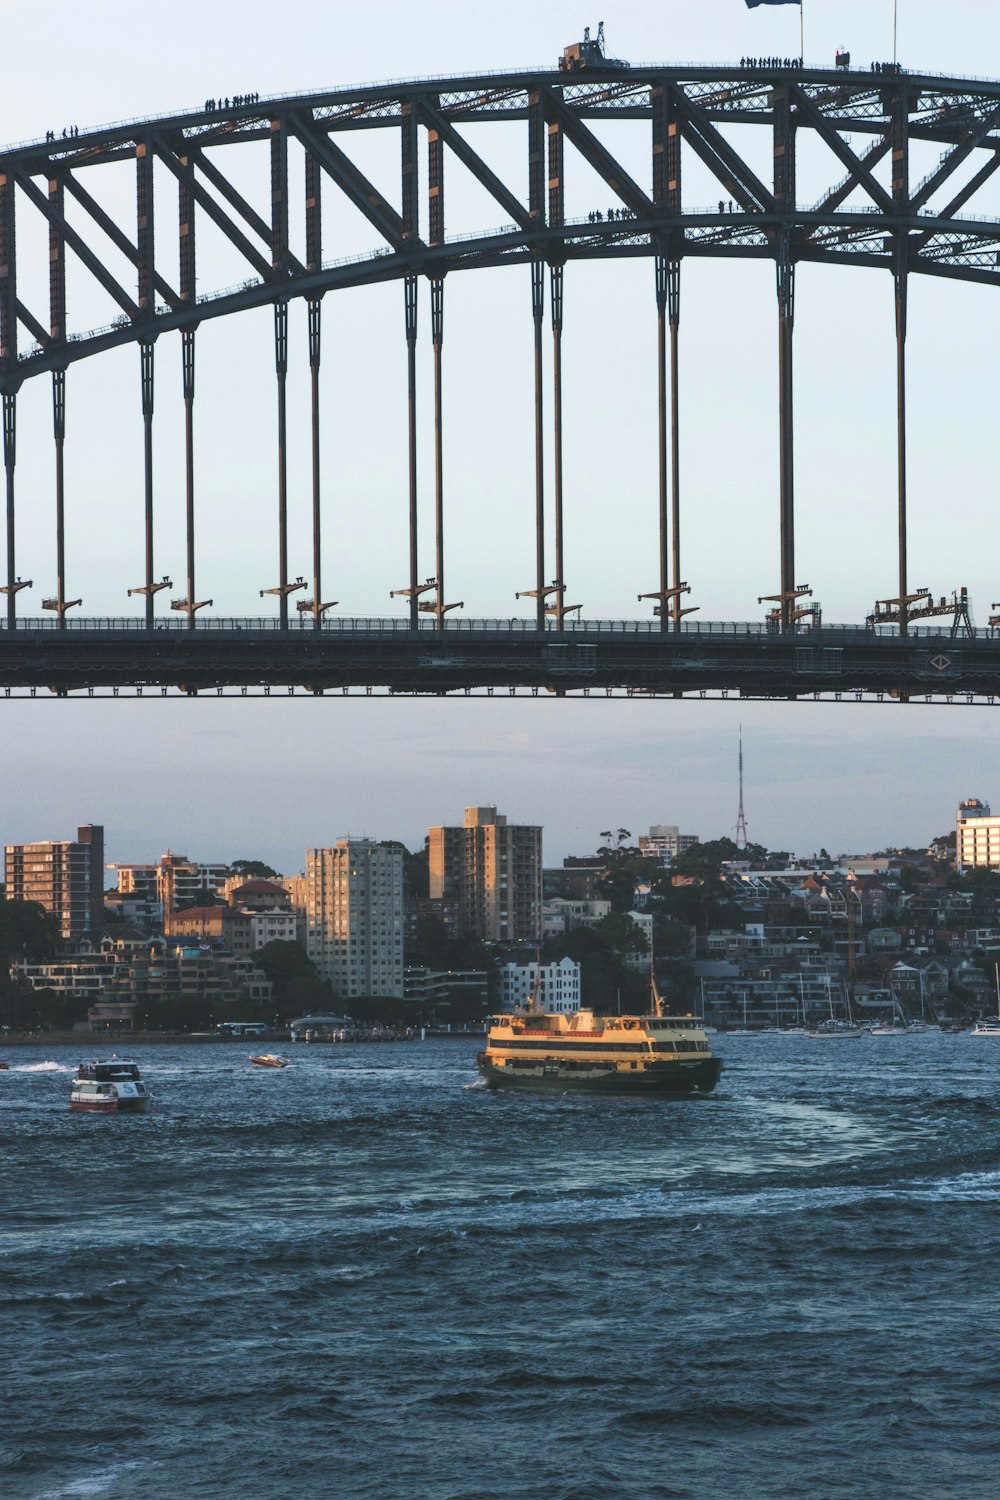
<box><xmin>650</xmin><ymin>945</ymin><xmax>664</xmax><ymax>1018</ymax></box>
<box><xmin>529</xmin><ymin>950</ymin><xmax>542</xmax><ymax>1015</ymax></box>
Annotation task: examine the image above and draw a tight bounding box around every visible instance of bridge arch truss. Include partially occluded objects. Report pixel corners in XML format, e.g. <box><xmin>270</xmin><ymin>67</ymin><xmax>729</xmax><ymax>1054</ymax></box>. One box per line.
<box><xmin>2</xmin><ymin>58</ymin><xmax>1000</xmax><ymax>672</ymax></box>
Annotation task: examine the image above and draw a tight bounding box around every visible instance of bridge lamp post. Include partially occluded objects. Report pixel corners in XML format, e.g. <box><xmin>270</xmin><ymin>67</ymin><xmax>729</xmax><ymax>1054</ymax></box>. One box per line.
<box><xmin>128</xmin><ymin>574</ymin><xmax>172</xmax><ymax>622</ymax></box>
<box><xmin>390</xmin><ymin>577</ymin><xmax>436</xmax><ymax>624</ymax></box>
<box><xmin>261</xmin><ymin>576</ymin><xmax>307</xmax><ymax>620</ymax></box>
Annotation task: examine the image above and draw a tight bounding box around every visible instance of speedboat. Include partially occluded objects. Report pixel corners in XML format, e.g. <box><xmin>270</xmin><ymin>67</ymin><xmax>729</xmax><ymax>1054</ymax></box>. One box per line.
<box><xmin>70</xmin><ymin>1057</ymin><xmax>151</xmax><ymax>1113</ymax></box>
<box><xmin>249</xmin><ymin>1053</ymin><xmax>290</xmax><ymax>1068</ymax></box>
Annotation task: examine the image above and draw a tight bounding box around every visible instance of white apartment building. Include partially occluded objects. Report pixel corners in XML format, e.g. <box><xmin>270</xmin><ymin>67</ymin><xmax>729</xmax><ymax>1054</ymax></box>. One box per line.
<box><xmin>638</xmin><ymin>824</ymin><xmax>699</xmax><ymax>866</ymax></box>
<box><xmin>111</xmin><ymin>855</ymin><xmax>230</xmax><ymax>907</ymax></box>
<box><xmin>956</xmin><ymin>798</ymin><xmax>1000</xmax><ymax>872</ymax></box>
<box><xmin>498</xmin><ymin>956</ymin><xmax>581</xmax><ymax>1014</ymax></box>
<box><xmin>626</xmin><ymin>910</ymin><xmax>654</xmax><ymax>969</ymax></box>
<box><xmin>305</xmin><ymin>840</ymin><xmax>404</xmax><ymax>999</ymax></box>
<box><xmin>541</xmin><ymin>897</ymin><xmax>611</xmax><ymax>937</ymax></box>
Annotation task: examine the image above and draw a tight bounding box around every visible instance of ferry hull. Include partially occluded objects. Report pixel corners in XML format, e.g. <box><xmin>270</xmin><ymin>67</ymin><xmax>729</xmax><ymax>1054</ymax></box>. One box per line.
<box><xmin>478</xmin><ymin>1056</ymin><xmax>722</xmax><ymax>1096</ymax></box>
<box><xmin>69</xmin><ymin>1094</ymin><xmax>151</xmax><ymax>1114</ymax></box>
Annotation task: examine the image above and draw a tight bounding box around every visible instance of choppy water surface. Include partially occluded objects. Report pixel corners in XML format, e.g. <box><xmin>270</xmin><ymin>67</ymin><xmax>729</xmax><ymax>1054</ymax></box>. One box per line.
<box><xmin>2</xmin><ymin>1034</ymin><xmax>999</xmax><ymax>1499</ymax></box>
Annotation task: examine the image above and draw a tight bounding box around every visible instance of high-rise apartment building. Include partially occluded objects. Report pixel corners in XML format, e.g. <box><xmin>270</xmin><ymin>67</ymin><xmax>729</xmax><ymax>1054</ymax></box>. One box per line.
<box><xmin>956</xmin><ymin>798</ymin><xmax>1000</xmax><ymax>872</ymax></box>
<box><xmin>305</xmin><ymin>840</ymin><xmax>404</xmax><ymax>998</ymax></box>
<box><xmin>428</xmin><ymin>805</ymin><xmax>542</xmax><ymax>942</ymax></box>
<box><xmin>4</xmin><ymin>823</ymin><xmax>105</xmax><ymax>939</ymax></box>
<box><xmin>110</xmin><ymin>853</ymin><xmax>229</xmax><ymax>927</ymax></box>
<box><xmin>638</xmin><ymin>825</ymin><xmax>700</xmax><ymax>866</ymax></box>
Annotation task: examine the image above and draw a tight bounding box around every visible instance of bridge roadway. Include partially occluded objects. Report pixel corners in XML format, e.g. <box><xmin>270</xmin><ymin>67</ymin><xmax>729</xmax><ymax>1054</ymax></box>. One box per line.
<box><xmin>0</xmin><ymin>618</ymin><xmax>997</xmax><ymax>700</ymax></box>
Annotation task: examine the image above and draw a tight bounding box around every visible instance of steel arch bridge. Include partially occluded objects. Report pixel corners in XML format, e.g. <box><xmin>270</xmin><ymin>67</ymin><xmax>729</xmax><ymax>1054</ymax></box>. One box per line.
<box><xmin>3</xmin><ymin>51</ymin><xmax>1000</xmax><ymax>699</ymax></box>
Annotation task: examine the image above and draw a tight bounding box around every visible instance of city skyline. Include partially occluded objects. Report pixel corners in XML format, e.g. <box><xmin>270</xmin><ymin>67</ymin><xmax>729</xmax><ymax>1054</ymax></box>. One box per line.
<box><xmin>1</xmin><ymin>749</ymin><xmax>985</xmax><ymax>881</ymax></box>
<box><xmin>2</xmin><ymin>2</ymin><xmax>999</xmax><ymax>884</ymax></box>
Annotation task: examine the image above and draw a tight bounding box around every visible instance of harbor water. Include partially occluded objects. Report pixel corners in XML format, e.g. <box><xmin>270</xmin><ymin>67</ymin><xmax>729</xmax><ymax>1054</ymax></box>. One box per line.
<box><xmin>2</xmin><ymin>1033</ymin><xmax>999</xmax><ymax>1499</ymax></box>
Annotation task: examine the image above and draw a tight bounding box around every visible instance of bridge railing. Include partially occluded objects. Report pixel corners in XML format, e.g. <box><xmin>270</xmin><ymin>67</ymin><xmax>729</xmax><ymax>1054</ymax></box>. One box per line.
<box><xmin>2</xmin><ymin>615</ymin><xmax>995</xmax><ymax>640</ymax></box>
<box><xmin>7</xmin><ymin>62</ymin><xmax>1000</xmax><ymax>156</ymax></box>
<box><xmin>15</xmin><ymin>194</ymin><xmax>1000</xmax><ymax>367</ymax></box>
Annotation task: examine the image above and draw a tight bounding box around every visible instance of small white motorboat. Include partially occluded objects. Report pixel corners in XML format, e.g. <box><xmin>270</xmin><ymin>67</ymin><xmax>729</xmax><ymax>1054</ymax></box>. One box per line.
<box><xmin>70</xmin><ymin>1057</ymin><xmax>151</xmax><ymax>1113</ymax></box>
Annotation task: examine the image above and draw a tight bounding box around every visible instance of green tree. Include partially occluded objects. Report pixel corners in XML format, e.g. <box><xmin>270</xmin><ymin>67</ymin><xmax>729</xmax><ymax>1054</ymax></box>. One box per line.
<box><xmin>649</xmin><ymin>876</ymin><xmax>734</xmax><ymax>933</ymax></box>
<box><xmin>346</xmin><ymin>994</ymin><xmax>410</xmax><ymax>1026</ymax></box>
<box><xmin>542</xmin><ymin>928</ymin><xmax>646</xmax><ymax>1013</ymax></box>
<box><xmin>0</xmin><ymin>900</ymin><xmax>59</xmax><ymax>964</ymax></box>
<box><xmin>382</xmin><ymin>840</ymin><xmax>429</xmax><ymax>900</ymax></box>
<box><xmin>593</xmin><ymin>911</ymin><xmax>649</xmax><ymax>960</ymax></box>
<box><xmin>671</xmin><ymin>837</ymin><xmax>754</xmax><ymax>881</ymax></box>
<box><xmin>660</xmin><ymin>960</ymin><xmax>698</xmax><ymax>1010</ymax></box>
<box><xmin>173</xmin><ymin>889</ymin><xmax>222</xmax><ymax>911</ymax></box>
<box><xmin>0</xmin><ymin>901</ymin><xmax>61</xmax><ymax>1031</ymax></box>
<box><xmin>253</xmin><ymin>939</ymin><xmax>330</xmax><ymax>1017</ymax></box>
<box><xmin>229</xmin><ymin>859</ymin><xmax>279</xmax><ymax>879</ymax></box>
<box><xmin>947</xmin><ymin>866</ymin><xmax>1000</xmax><ymax>894</ymax></box>
<box><xmin>652</xmin><ymin>915</ymin><xmax>694</xmax><ymax>958</ymax></box>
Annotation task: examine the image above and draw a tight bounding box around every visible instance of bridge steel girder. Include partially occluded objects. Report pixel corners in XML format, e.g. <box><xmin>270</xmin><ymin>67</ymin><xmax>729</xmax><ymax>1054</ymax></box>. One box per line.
<box><xmin>3</xmin><ymin>66</ymin><xmax>1000</xmax><ymax>389</ymax></box>
<box><xmin>417</xmin><ymin>97</ymin><xmax>534</xmax><ymax>232</ymax></box>
<box><xmin>288</xmin><ymin>111</ymin><xmax>410</xmax><ymax>253</ymax></box>
<box><xmin>1</xmin><ymin>62</ymin><xmax>1000</xmax><ymax>678</ymax></box>
<box><xmin>1</xmin><ymin>622</ymin><xmax>999</xmax><ymax>701</ymax></box>
<box><xmin>3</xmin><ymin>63</ymin><xmax>1000</xmax><ymax>391</ymax></box>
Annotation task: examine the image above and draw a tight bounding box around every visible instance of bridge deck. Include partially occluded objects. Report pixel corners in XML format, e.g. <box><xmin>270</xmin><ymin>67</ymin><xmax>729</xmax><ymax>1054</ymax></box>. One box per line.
<box><xmin>0</xmin><ymin>619</ymin><xmax>995</xmax><ymax>699</ymax></box>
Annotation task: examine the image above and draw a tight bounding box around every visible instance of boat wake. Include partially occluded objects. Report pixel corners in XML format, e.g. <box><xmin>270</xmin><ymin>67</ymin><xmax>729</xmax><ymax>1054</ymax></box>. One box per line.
<box><xmin>10</xmin><ymin>1061</ymin><xmax>70</xmax><ymax>1073</ymax></box>
<box><xmin>33</xmin><ymin>1460</ymin><xmax>154</xmax><ymax>1497</ymax></box>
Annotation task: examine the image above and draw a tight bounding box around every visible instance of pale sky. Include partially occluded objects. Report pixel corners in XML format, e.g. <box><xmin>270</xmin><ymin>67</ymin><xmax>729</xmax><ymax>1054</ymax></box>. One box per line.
<box><xmin>0</xmin><ymin>1</ymin><xmax>997</xmax><ymax>872</ymax></box>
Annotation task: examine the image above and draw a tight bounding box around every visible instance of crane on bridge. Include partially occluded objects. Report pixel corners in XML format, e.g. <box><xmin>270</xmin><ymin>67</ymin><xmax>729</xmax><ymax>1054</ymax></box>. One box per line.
<box><xmin>758</xmin><ymin>586</ymin><xmax>822</xmax><ymax>629</ymax></box>
<box><xmin>868</xmin><ymin>587</ymin><xmax>974</xmax><ymax>637</ymax></box>
<box><xmin>559</xmin><ymin>23</ymin><xmax>629</xmax><ymax>72</ymax></box>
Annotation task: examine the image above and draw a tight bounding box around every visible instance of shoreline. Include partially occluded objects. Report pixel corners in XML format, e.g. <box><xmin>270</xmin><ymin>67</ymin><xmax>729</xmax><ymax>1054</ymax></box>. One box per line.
<box><xmin>0</xmin><ymin>1030</ymin><xmax>482</xmax><ymax>1047</ymax></box>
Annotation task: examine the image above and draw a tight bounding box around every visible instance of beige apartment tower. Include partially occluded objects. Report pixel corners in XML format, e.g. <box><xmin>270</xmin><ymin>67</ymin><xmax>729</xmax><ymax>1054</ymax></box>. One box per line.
<box><xmin>428</xmin><ymin>805</ymin><xmax>542</xmax><ymax>943</ymax></box>
<box><xmin>4</xmin><ymin>823</ymin><xmax>105</xmax><ymax>940</ymax></box>
<box><xmin>305</xmin><ymin>840</ymin><xmax>404</xmax><ymax>998</ymax></box>
<box><xmin>956</xmin><ymin>798</ymin><xmax>1000</xmax><ymax>872</ymax></box>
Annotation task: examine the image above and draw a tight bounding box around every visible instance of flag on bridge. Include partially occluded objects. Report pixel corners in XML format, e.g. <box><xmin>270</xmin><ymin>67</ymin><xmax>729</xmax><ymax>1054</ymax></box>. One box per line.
<box><xmin>745</xmin><ymin>1</ymin><xmax>800</xmax><ymax>8</ymax></box>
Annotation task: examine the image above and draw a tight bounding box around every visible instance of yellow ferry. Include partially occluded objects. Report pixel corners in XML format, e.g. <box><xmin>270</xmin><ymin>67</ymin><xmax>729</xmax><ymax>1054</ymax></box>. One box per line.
<box><xmin>477</xmin><ymin>977</ymin><xmax>721</xmax><ymax>1097</ymax></box>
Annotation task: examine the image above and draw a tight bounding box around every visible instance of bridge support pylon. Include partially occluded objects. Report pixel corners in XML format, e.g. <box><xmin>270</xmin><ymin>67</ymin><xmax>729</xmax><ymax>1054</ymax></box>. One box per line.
<box><xmin>405</xmin><ymin>275</ymin><xmax>419</xmax><ymax>629</ymax></box>
<box><xmin>653</xmin><ymin>254</ymin><xmax>687</xmax><ymax>632</ymax></box>
<box><xmin>268</xmin><ymin>301</ymin><xmax>293</xmax><ymax>627</ymax></box>
<box><xmin>518</xmin><ymin>259</ymin><xmax>551</xmax><ymax>630</ymax></box>
<box><xmin>776</xmin><ymin>249</ymin><xmax>795</xmax><ymax>633</ymax></box>
<box><xmin>42</xmin><ymin>369</ymin><xmax>81</xmax><ymax>629</ymax></box>
<box><xmin>171</xmin><ymin>329</ymin><xmax>212</xmax><ymax>626</ymax></box>
<box><xmin>894</xmin><ymin>246</ymin><xmax>909</xmax><ymax>643</ymax></box>
<box><xmin>303</xmin><ymin>298</ymin><xmax>337</xmax><ymax>627</ymax></box>
<box><xmin>892</xmin><ymin>84</ymin><xmax>911</xmax><ymax>641</ymax></box>
<box><xmin>2</xmin><ymin>391</ymin><xmax>32</xmax><ymax>627</ymax></box>
<box><xmin>126</xmin><ymin>342</ymin><xmax>169</xmax><ymax>628</ymax></box>
<box><xmin>546</xmin><ymin>263</ymin><xmax>579</xmax><ymax>627</ymax></box>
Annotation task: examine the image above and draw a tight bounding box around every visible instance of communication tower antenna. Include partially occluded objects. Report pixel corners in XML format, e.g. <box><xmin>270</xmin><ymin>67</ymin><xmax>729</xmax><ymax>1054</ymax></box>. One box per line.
<box><xmin>735</xmin><ymin>725</ymin><xmax>749</xmax><ymax>850</ymax></box>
